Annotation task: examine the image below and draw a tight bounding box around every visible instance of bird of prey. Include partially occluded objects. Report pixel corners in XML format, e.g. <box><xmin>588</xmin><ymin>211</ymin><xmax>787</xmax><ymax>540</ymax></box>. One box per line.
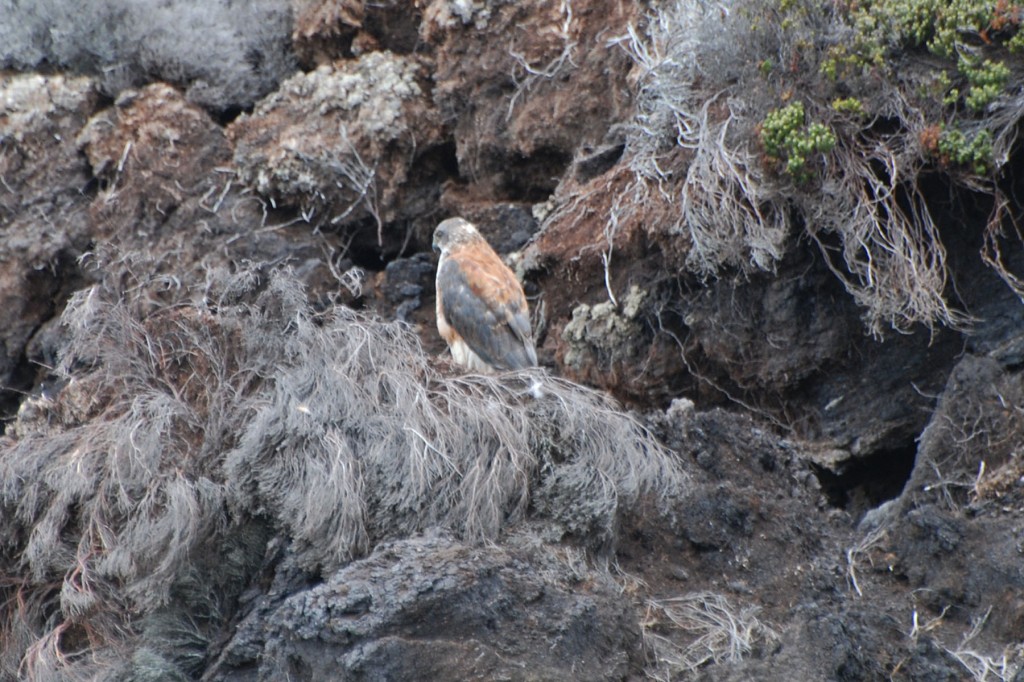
<box><xmin>432</xmin><ymin>217</ymin><xmax>537</xmax><ymax>372</ymax></box>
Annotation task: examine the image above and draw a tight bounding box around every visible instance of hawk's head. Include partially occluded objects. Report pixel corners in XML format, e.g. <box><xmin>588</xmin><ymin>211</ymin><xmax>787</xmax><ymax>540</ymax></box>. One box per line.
<box><xmin>432</xmin><ymin>217</ymin><xmax>482</xmax><ymax>255</ymax></box>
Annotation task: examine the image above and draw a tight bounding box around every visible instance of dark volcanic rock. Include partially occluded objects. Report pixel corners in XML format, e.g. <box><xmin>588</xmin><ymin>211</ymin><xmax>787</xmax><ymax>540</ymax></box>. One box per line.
<box><xmin>208</xmin><ymin>534</ymin><xmax>639</xmax><ymax>681</ymax></box>
<box><xmin>376</xmin><ymin>253</ymin><xmax>434</xmax><ymax>323</ymax></box>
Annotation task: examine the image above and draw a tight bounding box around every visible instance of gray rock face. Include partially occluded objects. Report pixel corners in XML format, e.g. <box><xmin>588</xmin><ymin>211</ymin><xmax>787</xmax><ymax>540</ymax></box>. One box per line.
<box><xmin>207</xmin><ymin>534</ymin><xmax>639</xmax><ymax>682</ymax></box>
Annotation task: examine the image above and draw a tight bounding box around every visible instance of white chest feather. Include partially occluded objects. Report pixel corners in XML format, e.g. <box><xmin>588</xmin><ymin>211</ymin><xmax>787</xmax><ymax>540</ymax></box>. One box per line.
<box><xmin>448</xmin><ymin>338</ymin><xmax>493</xmax><ymax>372</ymax></box>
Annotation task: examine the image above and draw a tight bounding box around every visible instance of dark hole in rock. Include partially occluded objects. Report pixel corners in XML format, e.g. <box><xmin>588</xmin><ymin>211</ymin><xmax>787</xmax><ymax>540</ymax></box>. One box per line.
<box><xmin>0</xmin><ymin>356</ymin><xmax>38</xmax><ymax>436</ymax></box>
<box><xmin>344</xmin><ymin>219</ymin><xmax>413</xmax><ymax>269</ymax></box>
<box><xmin>407</xmin><ymin>141</ymin><xmax>460</xmax><ymax>214</ymax></box>
<box><xmin>813</xmin><ymin>443</ymin><xmax>917</xmax><ymax>514</ymax></box>
<box><xmin>426</xmin><ymin>140</ymin><xmax>461</xmax><ymax>180</ymax></box>
<box><xmin>365</xmin><ymin>4</ymin><xmax>424</xmax><ymax>55</ymax></box>
<box><xmin>215</xmin><ymin>105</ymin><xmax>246</xmax><ymax>126</ymax></box>
<box><xmin>499</xmin><ymin>147</ymin><xmax>573</xmax><ymax>202</ymax></box>
<box><xmin>575</xmin><ymin>143</ymin><xmax>625</xmax><ymax>183</ymax></box>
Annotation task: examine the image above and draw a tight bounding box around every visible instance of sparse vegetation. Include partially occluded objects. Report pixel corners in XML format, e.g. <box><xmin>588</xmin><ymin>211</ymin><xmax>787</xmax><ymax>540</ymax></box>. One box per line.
<box><xmin>831</xmin><ymin>96</ymin><xmax>866</xmax><ymax>117</ymax></box>
<box><xmin>908</xmin><ymin>605</ymin><xmax>1024</xmax><ymax>681</ymax></box>
<box><xmin>961</xmin><ymin>56</ymin><xmax>1011</xmax><ymax>111</ymax></box>
<box><xmin>621</xmin><ymin>0</ymin><xmax>1024</xmax><ymax>334</ymax></box>
<box><xmin>824</xmin><ymin>0</ymin><xmax>1020</xmax><ymax>106</ymax></box>
<box><xmin>936</xmin><ymin>125</ymin><xmax>995</xmax><ymax>174</ymax></box>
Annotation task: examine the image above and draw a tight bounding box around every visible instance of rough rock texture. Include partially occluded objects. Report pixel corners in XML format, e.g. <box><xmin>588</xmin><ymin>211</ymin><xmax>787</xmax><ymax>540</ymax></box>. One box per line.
<box><xmin>208</xmin><ymin>534</ymin><xmax>639</xmax><ymax>681</ymax></box>
<box><xmin>73</xmin><ymin>80</ymin><xmax>356</xmax><ymax>305</ymax></box>
<box><xmin>228</xmin><ymin>51</ymin><xmax>445</xmax><ymax>248</ymax></box>
<box><xmin>424</xmin><ymin>0</ymin><xmax>633</xmax><ymax>203</ymax></box>
<box><xmin>2</xmin><ymin>0</ymin><xmax>1024</xmax><ymax>680</ymax></box>
<box><xmin>0</xmin><ymin>74</ymin><xmax>98</xmax><ymax>413</ymax></box>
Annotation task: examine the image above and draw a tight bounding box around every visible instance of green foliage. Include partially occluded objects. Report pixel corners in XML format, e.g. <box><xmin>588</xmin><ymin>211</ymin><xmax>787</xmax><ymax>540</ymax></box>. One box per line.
<box><xmin>960</xmin><ymin>56</ymin><xmax>1011</xmax><ymax>110</ymax></box>
<box><xmin>831</xmin><ymin>0</ymin><xmax>1020</xmax><ymax>107</ymax></box>
<box><xmin>760</xmin><ymin>102</ymin><xmax>836</xmax><ymax>182</ymax></box>
<box><xmin>932</xmin><ymin>70</ymin><xmax>962</xmax><ymax>106</ymax></box>
<box><xmin>845</xmin><ymin>0</ymin><xmax>1014</xmax><ymax>56</ymax></box>
<box><xmin>891</xmin><ymin>0</ymin><xmax>943</xmax><ymax>47</ymax></box>
<box><xmin>927</xmin><ymin>0</ymin><xmax>1005</xmax><ymax>57</ymax></box>
<box><xmin>820</xmin><ymin>7</ymin><xmax>888</xmax><ymax>80</ymax></box>
<box><xmin>936</xmin><ymin>125</ymin><xmax>995</xmax><ymax>174</ymax></box>
<box><xmin>831</xmin><ymin>97</ymin><xmax>866</xmax><ymax>117</ymax></box>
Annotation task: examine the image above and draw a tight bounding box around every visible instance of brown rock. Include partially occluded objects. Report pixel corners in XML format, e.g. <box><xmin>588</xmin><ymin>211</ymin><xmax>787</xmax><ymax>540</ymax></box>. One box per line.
<box><xmin>424</xmin><ymin>0</ymin><xmax>635</xmax><ymax>200</ymax></box>
<box><xmin>292</xmin><ymin>0</ymin><xmax>366</xmax><ymax>65</ymax></box>
<box><xmin>0</xmin><ymin>74</ymin><xmax>99</xmax><ymax>409</ymax></box>
<box><xmin>228</xmin><ymin>52</ymin><xmax>445</xmax><ymax>242</ymax></box>
<box><xmin>78</xmin><ymin>83</ymin><xmax>234</xmax><ymax>239</ymax></box>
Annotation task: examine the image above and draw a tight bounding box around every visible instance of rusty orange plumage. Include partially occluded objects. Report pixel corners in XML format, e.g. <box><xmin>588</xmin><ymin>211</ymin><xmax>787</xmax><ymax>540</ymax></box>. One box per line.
<box><xmin>433</xmin><ymin>217</ymin><xmax>537</xmax><ymax>371</ymax></box>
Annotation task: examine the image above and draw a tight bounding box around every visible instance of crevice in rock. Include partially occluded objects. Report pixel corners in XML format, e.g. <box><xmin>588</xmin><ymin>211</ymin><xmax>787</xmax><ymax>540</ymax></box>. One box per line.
<box><xmin>575</xmin><ymin>143</ymin><xmax>625</xmax><ymax>183</ymax></box>
<box><xmin>419</xmin><ymin>141</ymin><xmax>460</xmax><ymax>183</ymax></box>
<box><xmin>498</xmin><ymin>147</ymin><xmax>573</xmax><ymax>202</ymax></box>
<box><xmin>813</xmin><ymin>443</ymin><xmax>917</xmax><ymax>514</ymax></box>
<box><xmin>0</xmin><ymin>354</ymin><xmax>38</xmax><ymax>435</ymax></box>
<box><xmin>0</xmin><ymin>250</ymin><xmax>88</xmax><ymax>435</ymax></box>
<box><xmin>365</xmin><ymin>5</ymin><xmax>424</xmax><ymax>55</ymax></box>
<box><xmin>214</xmin><ymin>104</ymin><xmax>246</xmax><ymax>126</ymax></box>
<box><xmin>344</xmin><ymin>218</ymin><xmax>415</xmax><ymax>269</ymax></box>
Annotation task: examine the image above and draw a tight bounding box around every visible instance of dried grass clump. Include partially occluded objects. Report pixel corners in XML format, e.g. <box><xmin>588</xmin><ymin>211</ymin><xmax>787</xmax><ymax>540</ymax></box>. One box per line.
<box><xmin>911</xmin><ymin>356</ymin><xmax>1024</xmax><ymax>512</ymax></box>
<box><xmin>618</xmin><ymin>0</ymin><xmax>1024</xmax><ymax>335</ymax></box>
<box><xmin>641</xmin><ymin>591</ymin><xmax>780</xmax><ymax>679</ymax></box>
<box><xmin>1</xmin><ymin>271</ymin><xmax>260</xmax><ymax>678</ymax></box>
<box><xmin>0</xmin><ymin>262</ymin><xmax>685</xmax><ymax>678</ymax></box>
<box><xmin>0</xmin><ymin>0</ymin><xmax>294</xmax><ymax>110</ymax></box>
<box><xmin>224</xmin><ymin>272</ymin><xmax>687</xmax><ymax>570</ymax></box>
<box><xmin>907</xmin><ymin>606</ymin><xmax>1024</xmax><ymax>682</ymax></box>
<box><xmin>619</xmin><ymin>1</ymin><xmax>794</xmax><ymax>277</ymax></box>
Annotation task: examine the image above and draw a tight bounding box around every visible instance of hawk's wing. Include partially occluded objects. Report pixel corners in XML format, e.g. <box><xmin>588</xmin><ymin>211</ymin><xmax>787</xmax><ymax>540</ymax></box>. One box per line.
<box><xmin>437</xmin><ymin>247</ymin><xmax>537</xmax><ymax>370</ymax></box>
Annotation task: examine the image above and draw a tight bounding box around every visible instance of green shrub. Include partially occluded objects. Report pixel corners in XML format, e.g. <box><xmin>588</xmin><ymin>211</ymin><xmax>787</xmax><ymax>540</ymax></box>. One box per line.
<box><xmin>937</xmin><ymin>125</ymin><xmax>994</xmax><ymax>174</ymax></box>
<box><xmin>961</xmin><ymin>56</ymin><xmax>1010</xmax><ymax>111</ymax></box>
<box><xmin>831</xmin><ymin>97</ymin><xmax>866</xmax><ymax>117</ymax></box>
<box><xmin>833</xmin><ymin>0</ymin><xmax>1019</xmax><ymax>107</ymax></box>
<box><xmin>760</xmin><ymin>102</ymin><xmax>836</xmax><ymax>182</ymax></box>
<box><xmin>625</xmin><ymin>0</ymin><xmax>1017</xmax><ymax>333</ymax></box>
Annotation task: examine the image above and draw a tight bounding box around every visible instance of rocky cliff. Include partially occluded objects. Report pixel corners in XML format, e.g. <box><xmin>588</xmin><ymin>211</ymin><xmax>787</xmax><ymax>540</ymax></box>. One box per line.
<box><xmin>2</xmin><ymin>0</ymin><xmax>1024</xmax><ymax>680</ymax></box>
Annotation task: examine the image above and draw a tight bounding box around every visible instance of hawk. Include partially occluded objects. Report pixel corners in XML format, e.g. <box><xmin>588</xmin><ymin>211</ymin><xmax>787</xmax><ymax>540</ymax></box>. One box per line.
<box><xmin>432</xmin><ymin>217</ymin><xmax>538</xmax><ymax>372</ymax></box>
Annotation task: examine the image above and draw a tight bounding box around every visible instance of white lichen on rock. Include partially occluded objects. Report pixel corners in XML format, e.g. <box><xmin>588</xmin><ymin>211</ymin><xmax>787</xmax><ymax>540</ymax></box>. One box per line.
<box><xmin>1</xmin><ymin>73</ymin><xmax>96</xmax><ymax>144</ymax></box>
<box><xmin>229</xmin><ymin>50</ymin><xmax>440</xmax><ymax>223</ymax></box>
<box><xmin>264</xmin><ymin>51</ymin><xmax>421</xmax><ymax>135</ymax></box>
<box><xmin>561</xmin><ymin>285</ymin><xmax>648</xmax><ymax>371</ymax></box>
<box><xmin>422</xmin><ymin>0</ymin><xmax>492</xmax><ymax>34</ymax></box>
